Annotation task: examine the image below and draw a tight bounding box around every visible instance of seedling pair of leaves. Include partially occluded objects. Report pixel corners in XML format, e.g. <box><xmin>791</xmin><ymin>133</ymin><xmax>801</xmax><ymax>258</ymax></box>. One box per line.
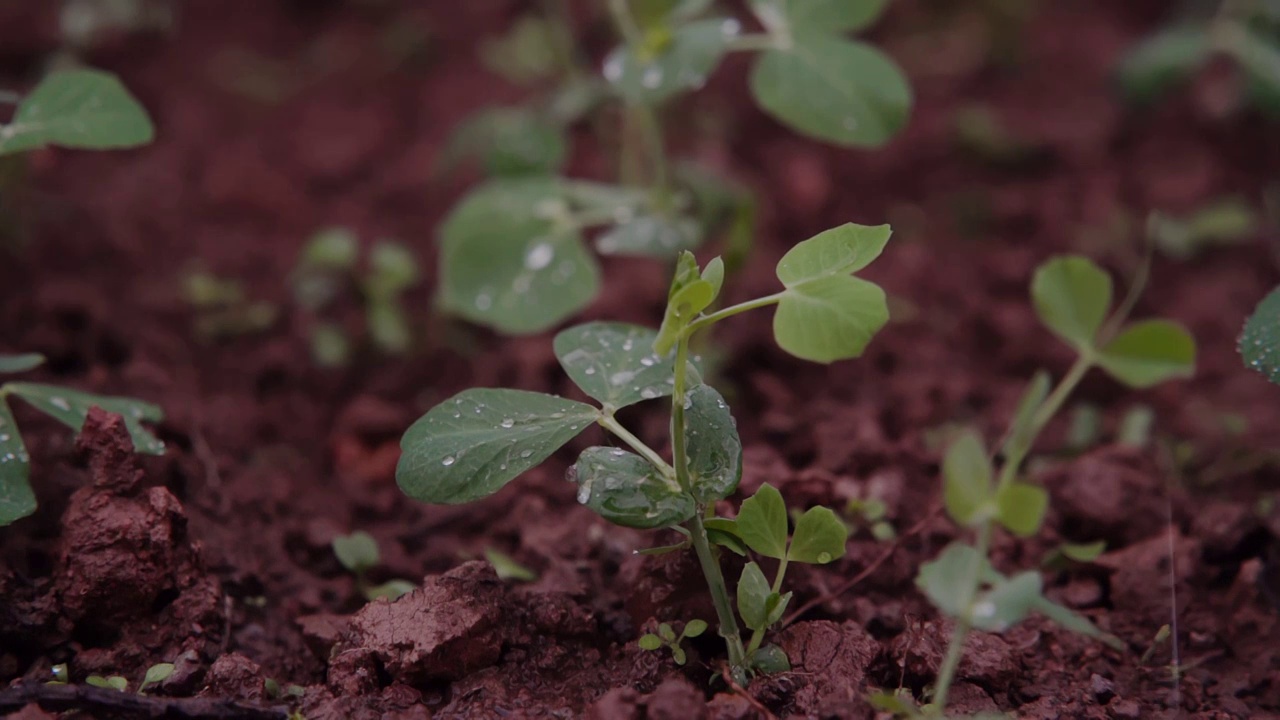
<box><xmin>0</xmin><ymin>354</ymin><xmax>164</xmax><ymax>526</ymax></box>
<box><xmin>1117</xmin><ymin>2</ymin><xmax>1280</xmax><ymax>113</ymax></box>
<box><xmin>399</xmin><ymin>222</ymin><xmax>892</xmax><ymax>676</ymax></box>
<box><xmin>331</xmin><ymin>531</ymin><xmax>415</xmax><ymax>601</ymax></box>
<box><xmin>292</xmin><ymin>228</ymin><xmax>420</xmax><ymax>367</ymax></box>
<box><xmin>638</xmin><ymin>618</ymin><xmax>707</xmax><ymax>665</ymax></box>
<box><xmin>181</xmin><ymin>266</ymin><xmax>279</xmax><ymax>341</ymax></box>
<box><xmin>921</xmin><ymin>255</ymin><xmax>1194</xmax><ymax>713</ymax></box>
<box><xmin>84</xmin><ymin>662</ymin><xmax>174</xmax><ymax>694</ymax></box>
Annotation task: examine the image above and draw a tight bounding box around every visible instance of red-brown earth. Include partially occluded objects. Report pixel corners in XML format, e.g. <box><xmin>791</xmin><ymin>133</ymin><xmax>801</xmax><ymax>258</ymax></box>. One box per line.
<box><xmin>1</xmin><ymin>1</ymin><xmax>1279</xmax><ymax>718</ymax></box>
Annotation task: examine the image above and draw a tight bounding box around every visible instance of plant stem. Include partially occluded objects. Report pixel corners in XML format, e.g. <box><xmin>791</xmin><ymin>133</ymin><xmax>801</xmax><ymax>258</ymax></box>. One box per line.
<box><xmin>636</xmin><ymin>104</ymin><xmax>669</xmax><ymax>197</ymax></box>
<box><xmin>672</xmin><ymin>333</ymin><xmax>747</xmax><ymax>669</ymax></box>
<box><xmin>686</xmin><ymin>292</ymin><xmax>786</xmax><ymax>335</ymax></box>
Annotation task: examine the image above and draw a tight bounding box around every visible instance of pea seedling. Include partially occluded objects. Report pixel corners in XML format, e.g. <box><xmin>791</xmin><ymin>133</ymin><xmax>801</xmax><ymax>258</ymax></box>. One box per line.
<box><xmin>913</xmin><ymin>256</ymin><xmax>1195</xmax><ymax>716</ymax></box>
<box><xmin>400</xmin><ymin>222</ymin><xmax>888</xmax><ymax>679</ymax></box>
<box><xmin>81</xmin><ymin>662</ymin><xmax>174</xmax><ymax>694</ymax></box>
<box><xmin>638</xmin><ymin>618</ymin><xmax>708</xmax><ymax>666</ymax></box>
<box><xmin>331</xmin><ymin>530</ymin><xmax>415</xmax><ymax>601</ymax></box>
<box><xmin>292</xmin><ymin>228</ymin><xmax>421</xmax><ymax>367</ymax></box>
<box><xmin>0</xmin><ymin>354</ymin><xmax>165</xmax><ymax>526</ymax></box>
<box><xmin>438</xmin><ymin>0</ymin><xmax>911</xmax><ymax>335</ymax></box>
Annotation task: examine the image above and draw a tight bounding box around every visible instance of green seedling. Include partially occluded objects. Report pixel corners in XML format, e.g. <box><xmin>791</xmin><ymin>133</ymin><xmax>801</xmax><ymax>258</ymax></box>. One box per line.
<box><xmin>85</xmin><ymin>674</ymin><xmax>128</xmax><ymax>691</ymax></box>
<box><xmin>843</xmin><ymin>497</ymin><xmax>896</xmax><ymax>541</ymax></box>
<box><xmin>400</xmin><ymin>222</ymin><xmax>890</xmax><ymax>679</ymax></box>
<box><xmin>181</xmin><ymin>266</ymin><xmax>278</xmax><ymax>341</ymax></box>
<box><xmin>0</xmin><ymin>354</ymin><xmax>164</xmax><ymax>526</ymax></box>
<box><xmin>438</xmin><ymin>0</ymin><xmax>908</xmax><ymax>335</ymax></box>
<box><xmin>1117</xmin><ymin>0</ymin><xmax>1280</xmax><ymax>113</ymax></box>
<box><xmin>920</xmin><ymin>255</ymin><xmax>1195</xmax><ymax>715</ymax></box>
<box><xmin>1149</xmin><ymin>198</ymin><xmax>1257</xmax><ymax>260</ymax></box>
<box><xmin>638</xmin><ymin>618</ymin><xmax>708</xmax><ymax>666</ymax></box>
<box><xmin>83</xmin><ymin>661</ymin><xmax>173</xmax><ymax>694</ymax></box>
<box><xmin>292</xmin><ymin>228</ymin><xmax>421</xmax><ymax>366</ymax></box>
<box><xmin>1041</xmin><ymin>540</ymin><xmax>1106</xmax><ymax>572</ymax></box>
<box><xmin>265</xmin><ymin>678</ymin><xmax>307</xmax><ymax>700</ymax></box>
<box><xmin>484</xmin><ymin>547</ymin><xmax>538</xmax><ymax>582</ymax></box>
<box><xmin>331</xmin><ymin>530</ymin><xmax>415</xmax><ymax>601</ymax></box>
<box><xmin>0</xmin><ymin>69</ymin><xmax>153</xmax><ymax>155</ymax></box>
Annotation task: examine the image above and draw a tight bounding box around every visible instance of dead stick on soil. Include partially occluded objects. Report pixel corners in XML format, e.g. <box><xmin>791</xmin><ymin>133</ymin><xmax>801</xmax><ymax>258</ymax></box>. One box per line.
<box><xmin>720</xmin><ymin>667</ymin><xmax>778</xmax><ymax>720</ymax></box>
<box><xmin>0</xmin><ymin>683</ymin><xmax>288</xmax><ymax>720</ymax></box>
<box><xmin>780</xmin><ymin>507</ymin><xmax>940</xmax><ymax>629</ymax></box>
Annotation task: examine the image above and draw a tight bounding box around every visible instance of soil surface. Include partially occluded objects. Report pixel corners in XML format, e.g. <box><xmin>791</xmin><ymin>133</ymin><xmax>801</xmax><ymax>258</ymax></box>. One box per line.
<box><xmin>2</xmin><ymin>1</ymin><xmax>1279</xmax><ymax>718</ymax></box>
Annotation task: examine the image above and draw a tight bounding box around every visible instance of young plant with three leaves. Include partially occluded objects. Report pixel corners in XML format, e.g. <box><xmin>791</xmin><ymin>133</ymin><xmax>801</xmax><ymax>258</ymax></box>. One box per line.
<box><xmin>0</xmin><ymin>354</ymin><xmax>165</xmax><ymax>526</ymax></box>
<box><xmin>638</xmin><ymin>618</ymin><xmax>708</xmax><ymax>665</ymax></box>
<box><xmin>914</xmin><ymin>256</ymin><xmax>1195</xmax><ymax>716</ymax></box>
<box><xmin>398</xmin><ymin>222</ymin><xmax>891</xmax><ymax>678</ymax></box>
<box><xmin>437</xmin><ymin>0</ymin><xmax>911</xmax><ymax>335</ymax></box>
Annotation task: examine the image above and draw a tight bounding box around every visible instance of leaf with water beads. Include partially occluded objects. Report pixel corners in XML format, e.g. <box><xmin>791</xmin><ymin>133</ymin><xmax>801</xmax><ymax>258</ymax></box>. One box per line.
<box><xmin>396</xmin><ymin>389</ymin><xmax>598</xmax><ymax>504</ymax></box>
<box><xmin>595</xmin><ymin>213</ymin><xmax>703</xmax><ymax>258</ymax></box>
<box><xmin>684</xmin><ymin>383</ymin><xmax>742</xmax><ymax>503</ymax></box>
<box><xmin>4</xmin><ymin>382</ymin><xmax>165</xmax><ymax>455</ymax></box>
<box><xmin>570</xmin><ymin>446</ymin><xmax>694</xmax><ymax>529</ymax></box>
<box><xmin>1242</xmin><ymin>286</ymin><xmax>1280</xmax><ymax>385</ymax></box>
<box><xmin>787</xmin><ymin>506</ymin><xmax>848</xmax><ymax>564</ymax></box>
<box><xmin>602</xmin><ymin>18</ymin><xmax>738</xmax><ymax>105</ymax></box>
<box><xmin>554</xmin><ymin>322</ymin><xmax>681</xmax><ymax>410</ymax></box>
<box><xmin>0</xmin><ymin>400</ymin><xmax>35</xmax><ymax>526</ymax></box>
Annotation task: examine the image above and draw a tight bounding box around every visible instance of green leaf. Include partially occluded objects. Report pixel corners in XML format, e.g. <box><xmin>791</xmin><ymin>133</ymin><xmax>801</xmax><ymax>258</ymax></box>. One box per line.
<box><xmin>684</xmin><ymin>384</ymin><xmax>742</xmax><ymax>503</ymax></box>
<box><xmin>636</xmin><ymin>540</ymin><xmax>691</xmax><ymax>555</ymax></box>
<box><xmin>5</xmin><ymin>383</ymin><xmax>165</xmax><ymax>455</ymax></box>
<box><xmin>736</xmin><ymin>483</ymin><xmax>789</xmax><ymax>559</ymax></box>
<box><xmin>1116</xmin><ymin>25</ymin><xmax>1211</xmax><ymax>105</ymax></box>
<box><xmin>658</xmin><ymin>623</ymin><xmax>677</xmax><ymax>642</ymax></box>
<box><xmin>554</xmin><ymin>322</ymin><xmax>678</xmax><ymax>410</ymax></box>
<box><xmin>396</xmin><ymin>389</ymin><xmax>598</xmax><ymax>504</ymax></box>
<box><xmin>942</xmin><ymin>431</ymin><xmax>994</xmax><ymax>527</ymax></box>
<box><xmin>443</xmin><ymin>107</ymin><xmax>567</xmax><ymax>176</ymax></box>
<box><xmin>86</xmin><ymin>675</ymin><xmax>128</xmax><ymax>691</ymax></box>
<box><xmin>705</xmin><ymin>517</ymin><xmax>748</xmax><ymax>556</ymax></box>
<box><xmin>301</xmin><ymin>227</ymin><xmax>359</xmax><ymax>271</ymax></box>
<box><xmin>682</xmin><ymin>619</ymin><xmax>708</xmax><ymax>638</ymax></box>
<box><xmin>366</xmin><ymin>300</ymin><xmax>412</xmax><ymax>354</ymax></box>
<box><xmin>971</xmin><ymin>571</ymin><xmax>1041</xmax><ymax>632</ymax></box>
<box><xmin>368</xmin><ymin>242</ymin><xmax>419</xmax><ymax>295</ymax></box>
<box><xmin>332</xmin><ymin>531</ymin><xmax>380</xmax><ymax>573</ymax></box>
<box><xmin>0</xmin><ymin>70</ymin><xmax>154</xmax><ymax>155</ymax></box>
<box><xmin>638</xmin><ymin>633</ymin><xmax>664</xmax><ymax>650</ymax></box>
<box><xmin>1030</xmin><ymin>256</ymin><xmax>1113</xmax><ymax>351</ymax></box>
<box><xmin>1097</xmin><ymin>319</ymin><xmax>1196</xmax><ymax>388</ymax></box>
<box><xmin>309</xmin><ymin>323</ymin><xmax>351</xmax><ymax>368</ymax></box>
<box><xmin>755</xmin><ymin>0</ymin><xmax>890</xmax><ymax>36</ymax></box>
<box><xmin>1001</xmin><ymin>371</ymin><xmax>1050</xmax><ymax>460</ymax></box>
<box><xmin>603</xmin><ymin>19</ymin><xmax>733</xmax><ymax>105</ymax></box>
<box><xmin>787</xmin><ymin>506</ymin><xmax>848</xmax><ymax>564</ymax></box>
<box><xmin>1032</xmin><ymin>595</ymin><xmax>1124</xmax><ymax>650</ymax></box>
<box><xmin>1221</xmin><ymin>26</ymin><xmax>1280</xmax><ymax>105</ymax></box>
<box><xmin>916</xmin><ymin>542</ymin><xmax>992</xmax><ymax>619</ymax></box>
<box><xmin>595</xmin><ymin>214</ymin><xmax>703</xmax><ymax>258</ymax></box>
<box><xmin>366</xmin><ymin>580</ymin><xmax>415</xmax><ymax>601</ymax></box>
<box><xmin>749</xmin><ymin>36</ymin><xmax>911</xmax><ymax>147</ymax></box>
<box><xmin>772</xmin><ymin>224</ymin><xmax>891</xmax><ymax>363</ymax></box>
<box><xmin>995</xmin><ymin>482</ymin><xmax>1048</xmax><ymax>537</ymax></box>
<box><xmin>670</xmin><ymin>646</ymin><xmax>687</xmax><ymax>665</ymax></box>
<box><xmin>736</xmin><ymin>561</ymin><xmax>773</xmax><ymax>630</ymax></box>
<box><xmin>438</xmin><ymin>179</ymin><xmax>599</xmax><ymax>335</ymax></box>
<box><xmin>484</xmin><ymin>547</ymin><xmax>538</xmax><ymax>581</ymax></box>
<box><xmin>142</xmin><ymin>663</ymin><xmax>175</xmax><ymax>687</ymax></box>
<box><xmin>570</xmin><ymin>446</ymin><xmax>695</xmax><ymax>529</ymax></box>
<box><xmin>1242</xmin><ymin>286</ymin><xmax>1280</xmax><ymax>385</ymax></box>
<box><xmin>749</xmin><ymin>644</ymin><xmax>791</xmax><ymax>674</ymax></box>
<box><xmin>1060</xmin><ymin>540</ymin><xmax>1106</xmax><ymax>563</ymax></box>
<box><xmin>764</xmin><ymin>590</ymin><xmax>792</xmax><ymax>627</ymax></box>
<box><xmin>701</xmin><ymin>257</ymin><xmax>725</xmax><ymax>298</ymax></box>
<box><xmin>0</xmin><ymin>401</ymin><xmax>35</xmax><ymax>526</ymax></box>
<box><xmin>0</xmin><ymin>354</ymin><xmax>45</xmax><ymax>374</ymax></box>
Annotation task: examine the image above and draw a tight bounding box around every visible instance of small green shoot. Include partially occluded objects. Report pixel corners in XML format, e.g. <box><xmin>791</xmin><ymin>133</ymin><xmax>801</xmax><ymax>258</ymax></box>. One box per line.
<box><xmin>638</xmin><ymin>619</ymin><xmax>707</xmax><ymax>666</ymax></box>
<box><xmin>1140</xmin><ymin>624</ymin><xmax>1173</xmax><ymax>666</ymax></box>
<box><xmin>182</xmin><ymin>267</ymin><xmax>278</xmax><ymax>341</ymax></box>
<box><xmin>82</xmin><ymin>661</ymin><xmax>172</xmax><ymax>694</ymax></box>
<box><xmin>0</xmin><ymin>69</ymin><xmax>154</xmax><ymax>155</ymax></box>
<box><xmin>85</xmin><ymin>675</ymin><xmax>128</xmax><ymax>691</ymax></box>
<box><xmin>331</xmin><ymin>531</ymin><xmax>415</xmax><ymax>602</ymax></box>
<box><xmin>399</xmin><ymin>222</ymin><xmax>890</xmax><ymax>680</ymax></box>
<box><xmin>1148</xmin><ymin>198</ymin><xmax>1257</xmax><ymax>260</ymax></box>
<box><xmin>48</xmin><ymin>664</ymin><xmax>68</xmax><ymax>685</ymax></box>
<box><xmin>842</xmin><ymin>497</ymin><xmax>895</xmax><ymax>541</ymax></box>
<box><xmin>0</xmin><ymin>353</ymin><xmax>164</xmax><ymax>526</ymax></box>
<box><xmin>1042</xmin><ymin>540</ymin><xmax>1107</xmax><ymax>572</ymax></box>
<box><xmin>484</xmin><ymin>547</ymin><xmax>538</xmax><ymax>582</ymax></box>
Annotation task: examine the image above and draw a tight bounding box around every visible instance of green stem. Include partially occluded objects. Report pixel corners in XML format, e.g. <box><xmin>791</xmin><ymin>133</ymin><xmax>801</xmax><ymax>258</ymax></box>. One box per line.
<box><xmin>598</xmin><ymin>414</ymin><xmax>681</xmax><ymax>491</ymax></box>
<box><xmin>686</xmin><ymin>292</ymin><xmax>786</xmax><ymax>335</ymax></box>
<box><xmin>636</xmin><ymin>104</ymin><xmax>669</xmax><ymax>197</ymax></box>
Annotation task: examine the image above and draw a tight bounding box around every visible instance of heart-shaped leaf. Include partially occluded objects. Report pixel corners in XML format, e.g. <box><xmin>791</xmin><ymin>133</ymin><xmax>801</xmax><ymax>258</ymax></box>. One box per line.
<box><xmin>0</xmin><ymin>70</ymin><xmax>154</xmax><ymax>155</ymax></box>
<box><xmin>570</xmin><ymin>446</ymin><xmax>694</xmax><ymax>528</ymax></box>
<box><xmin>0</xmin><ymin>354</ymin><xmax>45</xmax><ymax>374</ymax></box>
<box><xmin>684</xmin><ymin>383</ymin><xmax>742</xmax><ymax>503</ymax></box>
<box><xmin>439</xmin><ymin>178</ymin><xmax>599</xmax><ymax>335</ymax></box>
<box><xmin>1241</xmin><ymin>286</ymin><xmax>1280</xmax><ymax>385</ymax></box>
<box><xmin>1097</xmin><ymin>319</ymin><xmax>1196</xmax><ymax>389</ymax></box>
<box><xmin>555</xmin><ymin>323</ymin><xmax>677</xmax><ymax>410</ymax></box>
<box><xmin>995</xmin><ymin>482</ymin><xmax>1048</xmax><ymax>537</ymax></box>
<box><xmin>749</xmin><ymin>36</ymin><xmax>910</xmax><ymax>147</ymax></box>
<box><xmin>736</xmin><ymin>482</ymin><xmax>788</xmax><ymax>559</ymax></box>
<box><xmin>0</xmin><ymin>401</ymin><xmax>34</xmax><ymax>527</ymax></box>
<box><xmin>787</xmin><ymin>506</ymin><xmax>848</xmax><ymax>564</ymax></box>
<box><xmin>1030</xmin><ymin>256</ymin><xmax>1112</xmax><ymax>352</ymax></box>
<box><xmin>5</xmin><ymin>382</ymin><xmax>165</xmax><ymax>455</ymax></box>
<box><xmin>397</xmin><ymin>389</ymin><xmax>598</xmax><ymax>504</ymax></box>
<box><xmin>942</xmin><ymin>431</ymin><xmax>994</xmax><ymax>527</ymax></box>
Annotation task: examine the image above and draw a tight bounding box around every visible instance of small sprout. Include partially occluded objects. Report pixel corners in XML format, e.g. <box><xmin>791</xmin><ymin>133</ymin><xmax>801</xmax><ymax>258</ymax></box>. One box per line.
<box><xmin>1118</xmin><ymin>405</ymin><xmax>1155</xmax><ymax>449</ymax></box>
<box><xmin>332</xmin><ymin>531</ymin><xmax>415</xmax><ymax>602</ymax></box>
<box><xmin>637</xmin><ymin>619</ymin><xmax>708</xmax><ymax>666</ymax></box>
<box><xmin>1043</xmin><ymin>540</ymin><xmax>1108</xmax><ymax>571</ymax></box>
<box><xmin>1148</xmin><ymin>199</ymin><xmax>1256</xmax><ymax>260</ymax></box>
<box><xmin>1140</xmin><ymin>624</ymin><xmax>1173</xmax><ymax>666</ymax></box>
<box><xmin>86</xmin><ymin>675</ymin><xmax>128</xmax><ymax>691</ymax></box>
<box><xmin>49</xmin><ymin>664</ymin><xmax>68</xmax><ymax>685</ymax></box>
<box><xmin>484</xmin><ymin>547</ymin><xmax>538</xmax><ymax>582</ymax></box>
<box><xmin>139</xmin><ymin>662</ymin><xmax>174</xmax><ymax>694</ymax></box>
<box><xmin>182</xmin><ymin>268</ymin><xmax>278</xmax><ymax>341</ymax></box>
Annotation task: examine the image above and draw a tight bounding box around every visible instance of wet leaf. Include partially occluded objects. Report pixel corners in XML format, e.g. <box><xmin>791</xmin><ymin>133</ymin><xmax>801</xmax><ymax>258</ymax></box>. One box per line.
<box><xmin>749</xmin><ymin>36</ymin><xmax>910</xmax><ymax>147</ymax></box>
<box><xmin>603</xmin><ymin>18</ymin><xmax>734</xmax><ymax>105</ymax></box>
<box><xmin>995</xmin><ymin>482</ymin><xmax>1048</xmax><ymax>537</ymax></box>
<box><xmin>685</xmin><ymin>383</ymin><xmax>742</xmax><ymax>503</ymax></box>
<box><xmin>397</xmin><ymin>389</ymin><xmax>598</xmax><ymax>504</ymax></box>
<box><xmin>705</xmin><ymin>517</ymin><xmax>748</xmax><ymax>556</ymax></box>
<box><xmin>772</xmin><ymin>224</ymin><xmax>892</xmax><ymax>362</ymax></box>
<box><xmin>86</xmin><ymin>675</ymin><xmax>128</xmax><ymax>691</ymax></box>
<box><xmin>1242</xmin><ymin>286</ymin><xmax>1280</xmax><ymax>385</ymax></box>
<box><xmin>787</xmin><ymin>506</ymin><xmax>847</xmax><ymax>564</ymax></box>
<box><xmin>442</xmin><ymin>107</ymin><xmax>567</xmax><ymax>176</ymax></box>
<box><xmin>736</xmin><ymin>482</ymin><xmax>789</xmax><ymax>559</ymax></box>
<box><xmin>332</xmin><ymin>531</ymin><xmax>380</xmax><ymax>572</ymax></box>
<box><xmin>1097</xmin><ymin>320</ymin><xmax>1196</xmax><ymax>388</ymax></box>
<box><xmin>1116</xmin><ymin>25</ymin><xmax>1211</xmax><ymax>105</ymax></box>
<box><xmin>0</xmin><ymin>401</ymin><xmax>34</xmax><ymax>527</ymax></box>
<box><xmin>309</xmin><ymin>323</ymin><xmax>351</xmax><ymax>367</ymax></box>
<box><xmin>484</xmin><ymin>547</ymin><xmax>538</xmax><ymax>581</ymax></box>
<box><xmin>654</xmin><ymin>253</ymin><xmax>719</xmax><ymax>355</ymax></box>
<box><xmin>555</xmin><ymin>322</ymin><xmax>678</xmax><ymax>410</ymax></box>
<box><xmin>942</xmin><ymin>431</ymin><xmax>994</xmax><ymax>527</ymax></box>
<box><xmin>439</xmin><ymin>179</ymin><xmax>599</xmax><ymax>335</ymax></box>
<box><xmin>736</xmin><ymin>561</ymin><xmax>773</xmax><ymax>630</ymax></box>
<box><xmin>658</xmin><ymin>623</ymin><xmax>677</xmax><ymax>642</ymax></box>
<box><xmin>595</xmin><ymin>213</ymin><xmax>703</xmax><ymax>258</ymax></box>
<box><xmin>0</xmin><ymin>70</ymin><xmax>154</xmax><ymax>155</ymax></box>
<box><xmin>1030</xmin><ymin>256</ymin><xmax>1112</xmax><ymax>351</ymax></box>
<box><xmin>570</xmin><ymin>446</ymin><xmax>694</xmax><ymax>529</ymax></box>
<box><xmin>4</xmin><ymin>382</ymin><xmax>165</xmax><ymax>455</ymax></box>
<box><xmin>750</xmin><ymin>644</ymin><xmax>791</xmax><ymax>674</ymax></box>
<box><xmin>701</xmin><ymin>256</ymin><xmax>725</xmax><ymax>297</ymax></box>
<box><xmin>0</xmin><ymin>354</ymin><xmax>44</xmax><ymax>374</ymax></box>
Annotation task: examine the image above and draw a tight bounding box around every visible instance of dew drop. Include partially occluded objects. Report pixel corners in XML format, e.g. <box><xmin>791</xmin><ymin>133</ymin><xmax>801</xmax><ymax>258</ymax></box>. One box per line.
<box><xmin>584</xmin><ymin>366</ymin><xmax>597</xmax><ymax>375</ymax></box>
<box><xmin>721</xmin><ymin>18</ymin><xmax>741</xmax><ymax>36</ymax></box>
<box><xmin>843</xmin><ymin>116</ymin><xmax>858</xmax><ymax>131</ymax></box>
<box><xmin>475</xmin><ymin>293</ymin><xmax>493</xmax><ymax>311</ymax></box>
<box><xmin>642</xmin><ymin>65</ymin><xmax>663</xmax><ymax>89</ymax></box>
<box><xmin>50</xmin><ymin>397</ymin><xmax>71</xmax><ymax>412</ymax></box>
<box><xmin>520</xmin><ymin>450</ymin><xmax>533</xmax><ymax>459</ymax></box>
<box><xmin>500</xmin><ymin>418</ymin><xmax>514</xmax><ymax>428</ymax></box>
<box><xmin>442</xmin><ymin>456</ymin><xmax>456</xmax><ymax>466</ymax></box>
<box><xmin>603</xmin><ymin>54</ymin><xmax>624</xmax><ymax>82</ymax></box>
<box><xmin>817</xmin><ymin>552</ymin><xmax>832</xmax><ymax>563</ymax></box>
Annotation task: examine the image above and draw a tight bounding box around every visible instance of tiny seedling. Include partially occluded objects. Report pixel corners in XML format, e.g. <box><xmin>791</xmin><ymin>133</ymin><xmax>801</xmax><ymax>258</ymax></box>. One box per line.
<box><xmin>84</xmin><ymin>661</ymin><xmax>173</xmax><ymax>694</ymax></box>
<box><xmin>916</xmin><ymin>255</ymin><xmax>1196</xmax><ymax>715</ymax></box>
<box><xmin>265</xmin><ymin>678</ymin><xmax>307</xmax><ymax>700</ymax></box>
<box><xmin>843</xmin><ymin>497</ymin><xmax>895</xmax><ymax>541</ymax></box>
<box><xmin>331</xmin><ymin>530</ymin><xmax>415</xmax><ymax>601</ymax></box>
<box><xmin>292</xmin><ymin>228</ymin><xmax>421</xmax><ymax>367</ymax></box>
<box><xmin>1148</xmin><ymin>197</ymin><xmax>1257</xmax><ymax>260</ymax></box>
<box><xmin>638</xmin><ymin>618</ymin><xmax>707</xmax><ymax>666</ymax></box>
<box><xmin>399</xmin><ymin>222</ymin><xmax>888</xmax><ymax>680</ymax></box>
<box><xmin>0</xmin><ymin>353</ymin><xmax>165</xmax><ymax>526</ymax></box>
<box><xmin>1041</xmin><ymin>539</ymin><xmax>1107</xmax><ymax>572</ymax></box>
<box><xmin>438</xmin><ymin>0</ymin><xmax>910</xmax><ymax>335</ymax></box>
<box><xmin>484</xmin><ymin>547</ymin><xmax>538</xmax><ymax>582</ymax></box>
<box><xmin>181</xmin><ymin>266</ymin><xmax>278</xmax><ymax>341</ymax></box>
